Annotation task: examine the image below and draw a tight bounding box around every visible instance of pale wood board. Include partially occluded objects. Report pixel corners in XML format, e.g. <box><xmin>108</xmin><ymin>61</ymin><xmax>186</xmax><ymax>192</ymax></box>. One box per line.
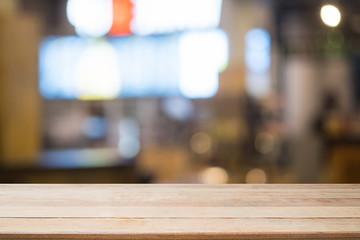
<box><xmin>0</xmin><ymin>184</ymin><xmax>359</xmax><ymax>239</ymax></box>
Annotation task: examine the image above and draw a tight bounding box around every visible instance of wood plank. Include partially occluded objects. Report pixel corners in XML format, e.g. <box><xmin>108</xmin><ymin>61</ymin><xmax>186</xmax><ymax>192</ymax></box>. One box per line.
<box><xmin>0</xmin><ymin>184</ymin><xmax>359</xmax><ymax>239</ymax></box>
<box><xmin>2</xmin><ymin>197</ymin><xmax>360</xmax><ymax>207</ymax></box>
<box><xmin>0</xmin><ymin>218</ymin><xmax>360</xmax><ymax>239</ymax></box>
<box><xmin>0</xmin><ymin>206</ymin><xmax>360</xmax><ymax>218</ymax></box>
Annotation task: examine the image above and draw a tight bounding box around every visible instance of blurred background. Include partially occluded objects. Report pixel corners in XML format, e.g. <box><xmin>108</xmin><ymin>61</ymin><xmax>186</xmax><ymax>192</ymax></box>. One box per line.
<box><xmin>0</xmin><ymin>0</ymin><xmax>360</xmax><ymax>183</ymax></box>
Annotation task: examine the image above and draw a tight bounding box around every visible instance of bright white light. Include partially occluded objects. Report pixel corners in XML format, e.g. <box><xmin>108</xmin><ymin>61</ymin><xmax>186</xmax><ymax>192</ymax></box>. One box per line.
<box><xmin>179</xmin><ymin>30</ymin><xmax>228</xmax><ymax>98</ymax></box>
<box><xmin>132</xmin><ymin>0</ymin><xmax>222</xmax><ymax>35</ymax></box>
<box><xmin>321</xmin><ymin>5</ymin><xmax>341</xmax><ymax>27</ymax></box>
<box><xmin>75</xmin><ymin>40</ymin><xmax>121</xmax><ymax>100</ymax></box>
<box><xmin>67</xmin><ymin>0</ymin><xmax>113</xmax><ymax>37</ymax></box>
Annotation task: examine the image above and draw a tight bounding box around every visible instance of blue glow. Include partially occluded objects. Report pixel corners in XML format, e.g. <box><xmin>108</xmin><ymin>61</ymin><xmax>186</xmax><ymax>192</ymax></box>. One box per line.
<box><xmin>39</xmin><ymin>37</ymin><xmax>85</xmax><ymax>99</ymax></box>
<box><xmin>109</xmin><ymin>35</ymin><xmax>179</xmax><ymax>97</ymax></box>
<box><xmin>39</xmin><ymin>37</ymin><xmax>121</xmax><ymax>100</ymax></box>
<box><xmin>82</xmin><ymin>116</ymin><xmax>107</xmax><ymax>139</ymax></box>
<box><xmin>118</xmin><ymin>118</ymin><xmax>140</xmax><ymax>159</ymax></box>
<box><xmin>40</xmin><ymin>148</ymin><xmax>121</xmax><ymax>168</ymax></box>
<box><xmin>162</xmin><ymin>97</ymin><xmax>194</xmax><ymax>121</ymax></box>
<box><xmin>245</xmin><ymin>28</ymin><xmax>271</xmax><ymax>73</ymax></box>
<box><xmin>245</xmin><ymin>28</ymin><xmax>271</xmax><ymax>98</ymax></box>
<box><xmin>245</xmin><ymin>29</ymin><xmax>271</xmax><ymax>50</ymax></box>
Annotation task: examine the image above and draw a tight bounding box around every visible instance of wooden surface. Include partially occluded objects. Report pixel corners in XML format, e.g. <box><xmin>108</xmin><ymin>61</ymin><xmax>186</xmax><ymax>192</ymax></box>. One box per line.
<box><xmin>0</xmin><ymin>184</ymin><xmax>359</xmax><ymax>239</ymax></box>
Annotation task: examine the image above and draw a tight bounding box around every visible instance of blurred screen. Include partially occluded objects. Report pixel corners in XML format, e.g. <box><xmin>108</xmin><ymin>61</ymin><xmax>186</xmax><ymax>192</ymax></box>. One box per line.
<box><xmin>39</xmin><ymin>30</ymin><xmax>228</xmax><ymax>100</ymax></box>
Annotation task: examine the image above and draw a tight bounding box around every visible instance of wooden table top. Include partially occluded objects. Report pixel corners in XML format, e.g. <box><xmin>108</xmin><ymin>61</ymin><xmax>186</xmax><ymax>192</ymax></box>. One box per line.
<box><xmin>0</xmin><ymin>184</ymin><xmax>359</xmax><ymax>239</ymax></box>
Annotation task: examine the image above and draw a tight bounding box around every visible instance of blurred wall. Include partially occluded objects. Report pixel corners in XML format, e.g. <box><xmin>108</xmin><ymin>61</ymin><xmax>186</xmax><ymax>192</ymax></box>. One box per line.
<box><xmin>0</xmin><ymin>0</ymin><xmax>41</xmax><ymax>166</ymax></box>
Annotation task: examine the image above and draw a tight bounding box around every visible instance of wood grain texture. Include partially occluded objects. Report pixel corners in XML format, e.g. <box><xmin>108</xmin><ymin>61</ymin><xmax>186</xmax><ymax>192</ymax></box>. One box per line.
<box><xmin>0</xmin><ymin>184</ymin><xmax>359</xmax><ymax>239</ymax></box>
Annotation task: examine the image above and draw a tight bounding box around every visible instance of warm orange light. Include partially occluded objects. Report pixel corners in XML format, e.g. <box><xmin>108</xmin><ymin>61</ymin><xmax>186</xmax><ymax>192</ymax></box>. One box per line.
<box><xmin>109</xmin><ymin>0</ymin><xmax>134</xmax><ymax>36</ymax></box>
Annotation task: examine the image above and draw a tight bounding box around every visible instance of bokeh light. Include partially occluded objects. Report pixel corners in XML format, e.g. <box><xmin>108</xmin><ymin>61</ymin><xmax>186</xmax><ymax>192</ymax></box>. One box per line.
<box><xmin>119</xmin><ymin>117</ymin><xmax>140</xmax><ymax>137</ymax></box>
<box><xmin>321</xmin><ymin>5</ymin><xmax>341</xmax><ymax>27</ymax></box>
<box><xmin>75</xmin><ymin>40</ymin><xmax>121</xmax><ymax>100</ymax></box>
<box><xmin>39</xmin><ymin>36</ymin><xmax>83</xmax><ymax>99</ymax></box>
<box><xmin>162</xmin><ymin>97</ymin><xmax>194</xmax><ymax>121</ymax></box>
<box><xmin>245</xmin><ymin>28</ymin><xmax>271</xmax><ymax>73</ymax></box>
<box><xmin>132</xmin><ymin>0</ymin><xmax>222</xmax><ymax>35</ymax></box>
<box><xmin>245</xmin><ymin>28</ymin><xmax>271</xmax><ymax>99</ymax></box>
<box><xmin>254</xmin><ymin>132</ymin><xmax>275</xmax><ymax>154</ymax></box>
<box><xmin>190</xmin><ymin>132</ymin><xmax>212</xmax><ymax>154</ymax></box>
<box><xmin>118</xmin><ymin>118</ymin><xmax>140</xmax><ymax>159</ymax></box>
<box><xmin>67</xmin><ymin>0</ymin><xmax>113</xmax><ymax>37</ymax></box>
<box><xmin>118</xmin><ymin>136</ymin><xmax>140</xmax><ymax>159</ymax></box>
<box><xmin>179</xmin><ymin>30</ymin><xmax>228</xmax><ymax>98</ymax></box>
<box><xmin>82</xmin><ymin>116</ymin><xmax>107</xmax><ymax>139</ymax></box>
<box><xmin>200</xmin><ymin>167</ymin><xmax>228</xmax><ymax>184</ymax></box>
<box><xmin>245</xmin><ymin>168</ymin><xmax>267</xmax><ymax>184</ymax></box>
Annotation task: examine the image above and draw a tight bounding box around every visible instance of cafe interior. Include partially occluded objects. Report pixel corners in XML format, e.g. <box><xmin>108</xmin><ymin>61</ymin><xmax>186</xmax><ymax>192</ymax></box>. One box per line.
<box><xmin>0</xmin><ymin>0</ymin><xmax>360</xmax><ymax>183</ymax></box>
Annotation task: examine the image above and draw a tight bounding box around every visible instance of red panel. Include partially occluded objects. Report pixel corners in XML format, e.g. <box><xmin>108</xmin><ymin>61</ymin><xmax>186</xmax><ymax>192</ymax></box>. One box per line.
<box><xmin>109</xmin><ymin>0</ymin><xmax>134</xmax><ymax>36</ymax></box>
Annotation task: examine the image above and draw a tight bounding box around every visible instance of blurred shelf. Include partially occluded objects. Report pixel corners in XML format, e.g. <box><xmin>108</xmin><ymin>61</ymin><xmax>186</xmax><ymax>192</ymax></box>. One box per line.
<box><xmin>40</xmin><ymin>148</ymin><xmax>132</xmax><ymax>169</ymax></box>
<box><xmin>0</xmin><ymin>165</ymin><xmax>137</xmax><ymax>183</ymax></box>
